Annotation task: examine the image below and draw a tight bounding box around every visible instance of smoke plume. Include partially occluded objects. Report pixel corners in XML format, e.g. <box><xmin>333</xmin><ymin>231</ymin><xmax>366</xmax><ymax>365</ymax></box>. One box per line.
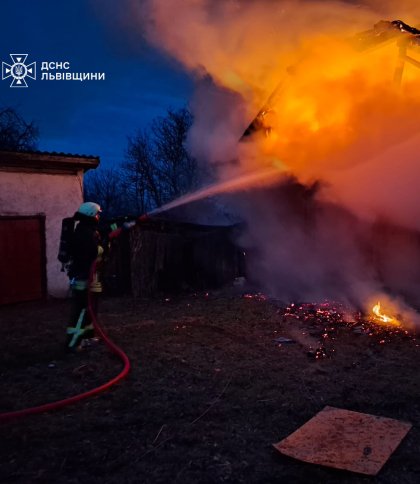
<box><xmin>124</xmin><ymin>0</ymin><xmax>420</xmax><ymax>319</ymax></box>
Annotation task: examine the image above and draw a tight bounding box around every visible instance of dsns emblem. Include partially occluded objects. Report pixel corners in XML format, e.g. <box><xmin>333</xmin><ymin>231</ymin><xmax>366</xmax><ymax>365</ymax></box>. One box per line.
<box><xmin>2</xmin><ymin>54</ymin><xmax>36</xmax><ymax>87</ymax></box>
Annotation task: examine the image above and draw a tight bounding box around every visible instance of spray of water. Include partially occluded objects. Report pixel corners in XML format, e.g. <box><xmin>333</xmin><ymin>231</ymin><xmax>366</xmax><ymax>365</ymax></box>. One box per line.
<box><xmin>148</xmin><ymin>165</ymin><xmax>284</xmax><ymax>216</ymax></box>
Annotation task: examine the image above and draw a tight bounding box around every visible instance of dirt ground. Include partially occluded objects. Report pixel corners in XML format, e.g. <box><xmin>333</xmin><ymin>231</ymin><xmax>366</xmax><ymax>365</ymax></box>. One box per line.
<box><xmin>0</xmin><ymin>289</ymin><xmax>419</xmax><ymax>483</ymax></box>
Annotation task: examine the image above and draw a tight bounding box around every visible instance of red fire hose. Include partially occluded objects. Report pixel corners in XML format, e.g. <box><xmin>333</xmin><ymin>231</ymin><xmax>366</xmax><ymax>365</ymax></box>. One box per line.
<box><xmin>0</xmin><ymin>260</ymin><xmax>131</xmax><ymax>423</ymax></box>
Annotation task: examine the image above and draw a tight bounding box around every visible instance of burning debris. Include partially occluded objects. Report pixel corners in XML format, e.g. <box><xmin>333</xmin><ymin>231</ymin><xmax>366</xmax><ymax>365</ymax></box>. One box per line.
<box><xmin>241</xmin><ymin>294</ymin><xmax>418</xmax><ymax>359</ymax></box>
<box><xmin>281</xmin><ymin>300</ymin><xmax>418</xmax><ymax>358</ymax></box>
<box><xmin>355</xmin><ymin>20</ymin><xmax>420</xmax><ymax>51</ymax></box>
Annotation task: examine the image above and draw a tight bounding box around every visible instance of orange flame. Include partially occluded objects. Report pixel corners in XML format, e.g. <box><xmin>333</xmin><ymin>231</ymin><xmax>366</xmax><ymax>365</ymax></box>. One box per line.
<box><xmin>372</xmin><ymin>301</ymin><xmax>398</xmax><ymax>325</ymax></box>
<box><xmin>141</xmin><ymin>1</ymin><xmax>420</xmax><ymax>180</ymax></box>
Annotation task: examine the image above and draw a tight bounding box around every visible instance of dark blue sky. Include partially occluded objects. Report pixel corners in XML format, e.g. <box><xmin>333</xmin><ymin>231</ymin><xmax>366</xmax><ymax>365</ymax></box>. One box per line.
<box><xmin>0</xmin><ymin>0</ymin><xmax>193</xmax><ymax>166</ymax></box>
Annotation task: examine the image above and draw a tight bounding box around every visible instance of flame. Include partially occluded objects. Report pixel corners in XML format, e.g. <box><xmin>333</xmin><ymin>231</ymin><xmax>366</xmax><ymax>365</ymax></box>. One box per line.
<box><xmin>372</xmin><ymin>301</ymin><xmax>398</xmax><ymax>325</ymax></box>
<box><xmin>140</xmin><ymin>1</ymin><xmax>420</xmax><ymax>195</ymax></box>
<box><xmin>249</xmin><ymin>34</ymin><xmax>420</xmax><ymax>181</ymax></box>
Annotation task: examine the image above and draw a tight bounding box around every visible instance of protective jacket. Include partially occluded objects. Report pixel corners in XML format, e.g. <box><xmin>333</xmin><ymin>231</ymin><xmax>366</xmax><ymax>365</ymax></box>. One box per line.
<box><xmin>68</xmin><ymin>213</ymin><xmax>100</xmax><ymax>280</ymax></box>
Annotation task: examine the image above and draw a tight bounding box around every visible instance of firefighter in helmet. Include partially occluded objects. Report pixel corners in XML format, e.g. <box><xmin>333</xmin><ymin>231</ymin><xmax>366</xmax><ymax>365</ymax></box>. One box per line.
<box><xmin>66</xmin><ymin>202</ymin><xmax>103</xmax><ymax>351</ymax></box>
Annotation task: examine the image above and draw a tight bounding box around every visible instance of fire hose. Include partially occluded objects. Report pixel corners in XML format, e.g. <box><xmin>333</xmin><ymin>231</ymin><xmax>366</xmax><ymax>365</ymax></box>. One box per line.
<box><xmin>0</xmin><ymin>259</ymin><xmax>131</xmax><ymax>423</ymax></box>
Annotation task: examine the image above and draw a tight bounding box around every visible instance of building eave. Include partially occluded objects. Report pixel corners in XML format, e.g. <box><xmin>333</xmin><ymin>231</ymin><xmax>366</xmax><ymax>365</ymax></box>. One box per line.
<box><xmin>0</xmin><ymin>150</ymin><xmax>100</xmax><ymax>174</ymax></box>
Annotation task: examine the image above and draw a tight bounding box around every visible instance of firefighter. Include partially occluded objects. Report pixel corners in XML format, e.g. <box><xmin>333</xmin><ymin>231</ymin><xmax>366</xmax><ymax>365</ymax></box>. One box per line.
<box><xmin>66</xmin><ymin>202</ymin><xmax>103</xmax><ymax>351</ymax></box>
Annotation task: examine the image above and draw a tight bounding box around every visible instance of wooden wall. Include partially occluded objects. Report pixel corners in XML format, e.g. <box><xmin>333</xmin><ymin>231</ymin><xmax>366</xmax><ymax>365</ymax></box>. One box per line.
<box><xmin>103</xmin><ymin>220</ymin><xmax>244</xmax><ymax>298</ymax></box>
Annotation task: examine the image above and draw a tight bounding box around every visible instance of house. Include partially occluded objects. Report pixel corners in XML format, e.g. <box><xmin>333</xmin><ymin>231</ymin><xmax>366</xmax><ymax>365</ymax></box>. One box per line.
<box><xmin>0</xmin><ymin>150</ymin><xmax>99</xmax><ymax>304</ymax></box>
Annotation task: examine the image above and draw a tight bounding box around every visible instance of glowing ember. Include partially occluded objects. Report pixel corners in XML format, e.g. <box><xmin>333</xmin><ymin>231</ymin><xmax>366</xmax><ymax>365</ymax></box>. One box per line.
<box><xmin>372</xmin><ymin>301</ymin><xmax>398</xmax><ymax>325</ymax></box>
<box><xmin>281</xmin><ymin>300</ymin><xmax>416</xmax><ymax>357</ymax></box>
<box><xmin>243</xmin><ymin>293</ymin><xmax>267</xmax><ymax>301</ymax></box>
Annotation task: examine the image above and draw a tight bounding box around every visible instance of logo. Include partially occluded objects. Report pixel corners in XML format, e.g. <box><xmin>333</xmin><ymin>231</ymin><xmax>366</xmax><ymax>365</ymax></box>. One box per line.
<box><xmin>2</xmin><ymin>54</ymin><xmax>36</xmax><ymax>87</ymax></box>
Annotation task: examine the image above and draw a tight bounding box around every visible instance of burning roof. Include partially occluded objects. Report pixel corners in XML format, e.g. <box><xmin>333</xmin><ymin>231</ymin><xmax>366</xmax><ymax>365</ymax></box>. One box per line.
<box><xmin>354</xmin><ymin>20</ymin><xmax>420</xmax><ymax>51</ymax></box>
<box><xmin>243</xmin><ymin>19</ymin><xmax>420</xmax><ymax>139</ymax></box>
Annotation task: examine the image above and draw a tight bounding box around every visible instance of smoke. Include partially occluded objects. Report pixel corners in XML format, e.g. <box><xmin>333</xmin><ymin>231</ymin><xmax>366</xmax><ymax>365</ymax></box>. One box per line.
<box><xmin>123</xmin><ymin>0</ymin><xmax>420</xmax><ymax>317</ymax></box>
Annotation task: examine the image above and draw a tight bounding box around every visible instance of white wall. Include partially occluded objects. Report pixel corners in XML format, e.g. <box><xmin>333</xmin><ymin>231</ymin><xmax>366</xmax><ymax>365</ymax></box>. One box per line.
<box><xmin>0</xmin><ymin>170</ymin><xmax>84</xmax><ymax>297</ymax></box>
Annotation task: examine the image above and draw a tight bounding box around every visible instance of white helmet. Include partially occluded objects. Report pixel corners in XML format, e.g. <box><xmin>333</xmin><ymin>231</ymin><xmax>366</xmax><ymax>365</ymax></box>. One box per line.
<box><xmin>78</xmin><ymin>202</ymin><xmax>101</xmax><ymax>218</ymax></box>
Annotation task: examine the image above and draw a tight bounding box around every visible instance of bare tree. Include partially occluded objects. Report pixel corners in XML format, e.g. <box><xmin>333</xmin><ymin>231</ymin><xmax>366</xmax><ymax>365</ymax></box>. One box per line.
<box><xmin>123</xmin><ymin>130</ymin><xmax>160</xmax><ymax>214</ymax></box>
<box><xmin>123</xmin><ymin>108</ymin><xmax>198</xmax><ymax>214</ymax></box>
<box><xmin>84</xmin><ymin>167</ymin><xmax>126</xmax><ymax>218</ymax></box>
<box><xmin>0</xmin><ymin>106</ymin><xmax>39</xmax><ymax>151</ymax></box>
<box><xmin>152</xmin><ymin>108</ymin><xmax>197</xmax><ymax>201</ymax></box>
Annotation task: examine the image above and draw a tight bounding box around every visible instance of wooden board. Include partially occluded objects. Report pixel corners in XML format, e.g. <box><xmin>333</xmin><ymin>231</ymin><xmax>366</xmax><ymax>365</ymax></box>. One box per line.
<box><xmin>273</xmin><ymin>406</ymin><xmax>412</xmax><ymax>475</ymax></box>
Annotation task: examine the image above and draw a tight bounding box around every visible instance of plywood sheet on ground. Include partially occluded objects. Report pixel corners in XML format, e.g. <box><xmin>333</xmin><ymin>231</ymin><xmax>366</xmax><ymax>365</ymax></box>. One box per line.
<box><xmin>273</xmin><ymin>406</ymin><xmax>411</xmax><ymax>475</ymax></box>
